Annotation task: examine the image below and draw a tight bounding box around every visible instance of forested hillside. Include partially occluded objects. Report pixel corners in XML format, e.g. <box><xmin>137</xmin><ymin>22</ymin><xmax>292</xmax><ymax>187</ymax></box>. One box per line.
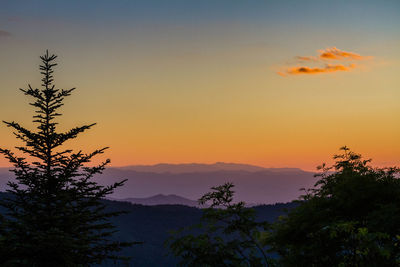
<box><xmin>104</xmin><ymin>199</ymin><xmax>296</xmax><ymax>266</ymax></box>
<box><xmin>0</xmin><ymin>192</ymin><xmax>294</xmax><ymax>266</ymax></box>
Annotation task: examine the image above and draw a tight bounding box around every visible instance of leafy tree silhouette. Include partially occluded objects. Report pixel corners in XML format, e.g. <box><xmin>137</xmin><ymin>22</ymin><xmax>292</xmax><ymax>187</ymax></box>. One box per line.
<box><xmin>268</xmin><ymin>146</ymin><xmax>400</xmax><ymax>266</ymax></box>
<box><xmin>167</xmin><ymin>183</ymin><xmax>272</xmax><ymax>266</ymax></box>
<box><xmin>168</xmin><ymin>147</ymin><xmax>400</xmax><ymax>266</ymax></box>
<box><xmin>0</xmin><ymin>51</ymin><xmax>134</xmax><ymax>266</ymax></box>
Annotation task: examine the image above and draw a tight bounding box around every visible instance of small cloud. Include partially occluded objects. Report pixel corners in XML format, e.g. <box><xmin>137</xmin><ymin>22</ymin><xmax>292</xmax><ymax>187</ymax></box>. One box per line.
<box><xmin>278</xmin><ymin>47</ymin><xmax>372</xmax><ymax>76</ymax></box>
<box><xmin>0</xmin><ymin>30</ymin><xmax>12</xmax><ymax>38</ymax></box>
<box><xmin>291</xmin><ymin>63</ymin><xmax>355</xmax><ymax>74</ymax></box>
<box><xmin>280</xmin><ymin>64</ymin><xmax>355</xmax><ymax>76</ymax></box>
<box><xmin>318</xmin><ymin>47</ymin><xmax>370</xmax><ymax>60</ymax></box>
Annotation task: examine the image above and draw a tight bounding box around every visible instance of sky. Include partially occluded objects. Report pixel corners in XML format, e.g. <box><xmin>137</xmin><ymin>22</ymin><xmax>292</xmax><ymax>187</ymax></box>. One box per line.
<box><xmin>0</xmin><ymin>0</ymin><xmax>399</xmax><ymax>171</ymax></box>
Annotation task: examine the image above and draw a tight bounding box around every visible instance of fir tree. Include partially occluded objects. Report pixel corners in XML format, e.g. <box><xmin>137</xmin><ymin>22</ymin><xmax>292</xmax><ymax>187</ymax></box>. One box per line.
<box><xmin>0</xmin><ymin>51</ymin><xmax>133</xmax><ymax>266</ymax></box>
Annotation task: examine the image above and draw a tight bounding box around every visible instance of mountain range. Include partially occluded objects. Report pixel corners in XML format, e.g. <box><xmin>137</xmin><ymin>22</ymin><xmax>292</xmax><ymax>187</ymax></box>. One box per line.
<box><xmin>0</xmin><ymin>162</ymin><xmax>318</xmax><ymax>204</ymax></box>
<box><xmin>111</xmin><ymin>194</ymin><xmax>200</xmax><ymax>207</ymax></box>
<box><xmin>117</xmin><ymin>162</ymin><xmax>302</xmax><ymax>174</ymax></box>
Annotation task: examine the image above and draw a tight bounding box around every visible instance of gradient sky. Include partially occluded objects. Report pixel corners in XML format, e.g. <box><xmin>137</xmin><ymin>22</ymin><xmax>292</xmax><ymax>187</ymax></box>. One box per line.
<box><xmin>0</xmin><ymin>0</ymin><xmax>399</xmax><ymax>170</ymax></box>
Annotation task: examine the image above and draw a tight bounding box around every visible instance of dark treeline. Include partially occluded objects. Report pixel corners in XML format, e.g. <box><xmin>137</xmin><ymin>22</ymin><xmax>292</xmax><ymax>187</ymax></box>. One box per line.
<box><xmin>0</xmin><ymin>193</ymin><xmax>293</xmax><ymax>266</ymax></box>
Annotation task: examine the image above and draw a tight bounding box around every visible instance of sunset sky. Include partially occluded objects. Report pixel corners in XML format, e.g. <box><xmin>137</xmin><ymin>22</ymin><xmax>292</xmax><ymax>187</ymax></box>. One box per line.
<box><xmin>0</xmin><ymin>0</ymin><xmax>399</xmax><ymax>171</ymax></box>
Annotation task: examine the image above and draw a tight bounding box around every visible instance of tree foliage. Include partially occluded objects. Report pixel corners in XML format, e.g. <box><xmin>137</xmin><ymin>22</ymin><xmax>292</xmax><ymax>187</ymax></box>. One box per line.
<box><xmin>168</xmin><ymin>147</ymin><xmax>400</xmax><ymax>266</ymax></box>
<box><xmin>167</xmin><ymin>183</ymin><xmax>272</xmax><ymax>267</ymax></box>
<box><xmin>268</xmin><ymin>146</ymin><xmax>400</xmax><ymax>266</ymax></box>
<box><xmin>0</xmin><ymin>51</ymin><xmax>134</xmax><ymax>266</ymax></box>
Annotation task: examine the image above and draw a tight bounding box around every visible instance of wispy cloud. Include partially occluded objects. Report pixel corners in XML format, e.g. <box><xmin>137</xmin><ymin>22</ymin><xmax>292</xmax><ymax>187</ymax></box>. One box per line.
<box><xmin>280</xmin><ymin>64</ymin><xmax>355</xmax><ymax>76</ymax></box>
<box><xmin>318</xmin><ymin>47</ymin><xmax>370</xmax><ymax>60</ymax></box>
<box><xmin>279</xmin><ymin>47</ymin><xmax>371</xmax><ymax>76</ymax></box>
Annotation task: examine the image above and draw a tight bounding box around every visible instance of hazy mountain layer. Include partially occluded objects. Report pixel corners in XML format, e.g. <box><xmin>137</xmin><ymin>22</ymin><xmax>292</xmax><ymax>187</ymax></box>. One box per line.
<box><xmin>0</xmin><ymin>163</ymin><xmax>317</xmax><ymax>204</ymax></box>
<box><xmin>112</xmin><ymin>194</ymin><xmax>200</xmax><ymax>207</ymax></box>
<box><xmin>117</xmin><ymin>162</ymin><xmax>303</xmax><ymax>174</ymax></box>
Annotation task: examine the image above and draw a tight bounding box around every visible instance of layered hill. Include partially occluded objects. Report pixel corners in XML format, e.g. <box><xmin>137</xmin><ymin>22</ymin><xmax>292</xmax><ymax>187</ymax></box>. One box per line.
<box><xmin>97</xmin><ymin>163</ymin><xmax>317</xmax><ymax>204</ymax></box>
<box><xmin>0</xmin><ymin>191</ymin><xmax>296</xmax><ymax>266</ymax></box>
<box><xmin>0</xmin><ymin>163</ymin><xmax>317</xmax><ymax>204</ymax></box>
<box><xmin>113</xmin><ymin>194</ymin><xmax>199</xmax><ymax>207</ymax></box>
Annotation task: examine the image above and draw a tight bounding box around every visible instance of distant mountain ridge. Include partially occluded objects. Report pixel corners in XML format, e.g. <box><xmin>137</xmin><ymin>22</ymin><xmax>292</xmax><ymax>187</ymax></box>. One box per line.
<box><xmin>111</xmin><ymin>194</ymin><xmax>262</xmax><ymax>208</ymax></box>
<box><xmin>114</xmin><ymin>162</ymin><xmax>305</xmax><ymax>174</ymax></box>
<box><xmin>0</xmin><ymin>163</ymin><xmax>317</xmax><ymax>204</ymax></box>
<box><xmin>112</xmin><ymin>194</ymin><xmax>200</xmax><ymax>207</ymax></box>
<box><xmin>96</xmin><ymin>164</ymin><xmax>316</xmax><ymax>204</ymax></box>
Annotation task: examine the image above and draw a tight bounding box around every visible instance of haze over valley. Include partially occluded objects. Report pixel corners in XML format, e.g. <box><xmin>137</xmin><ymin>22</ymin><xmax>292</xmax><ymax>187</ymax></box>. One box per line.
<box><xmin>0</xmin><ymin>162</ymin><xmax>317</xmax><ymax>204</ymax></box>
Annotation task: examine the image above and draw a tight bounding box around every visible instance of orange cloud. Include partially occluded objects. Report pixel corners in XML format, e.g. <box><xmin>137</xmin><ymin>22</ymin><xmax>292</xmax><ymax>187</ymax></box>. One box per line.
<box><xmin>318</xmin><ymin>47</ymin><xmax>370</xmax><ymax>60</ymax></box>
<box><xmin>280</xmin><ymin>64</ymin><xmax>355</xmax><ymax>76</ymax></box>
<box><xmin>278</xmin><ymin>47</ymin><xmax>372</xmax><ymax>76</ymax></box>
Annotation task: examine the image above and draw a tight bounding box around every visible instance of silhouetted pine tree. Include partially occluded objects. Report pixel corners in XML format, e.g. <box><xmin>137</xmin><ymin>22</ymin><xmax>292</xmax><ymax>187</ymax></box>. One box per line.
<box><xmin>0</xmin><ymin>51</ymin><xmax>133</xmax><ymax>266</ymax></box>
